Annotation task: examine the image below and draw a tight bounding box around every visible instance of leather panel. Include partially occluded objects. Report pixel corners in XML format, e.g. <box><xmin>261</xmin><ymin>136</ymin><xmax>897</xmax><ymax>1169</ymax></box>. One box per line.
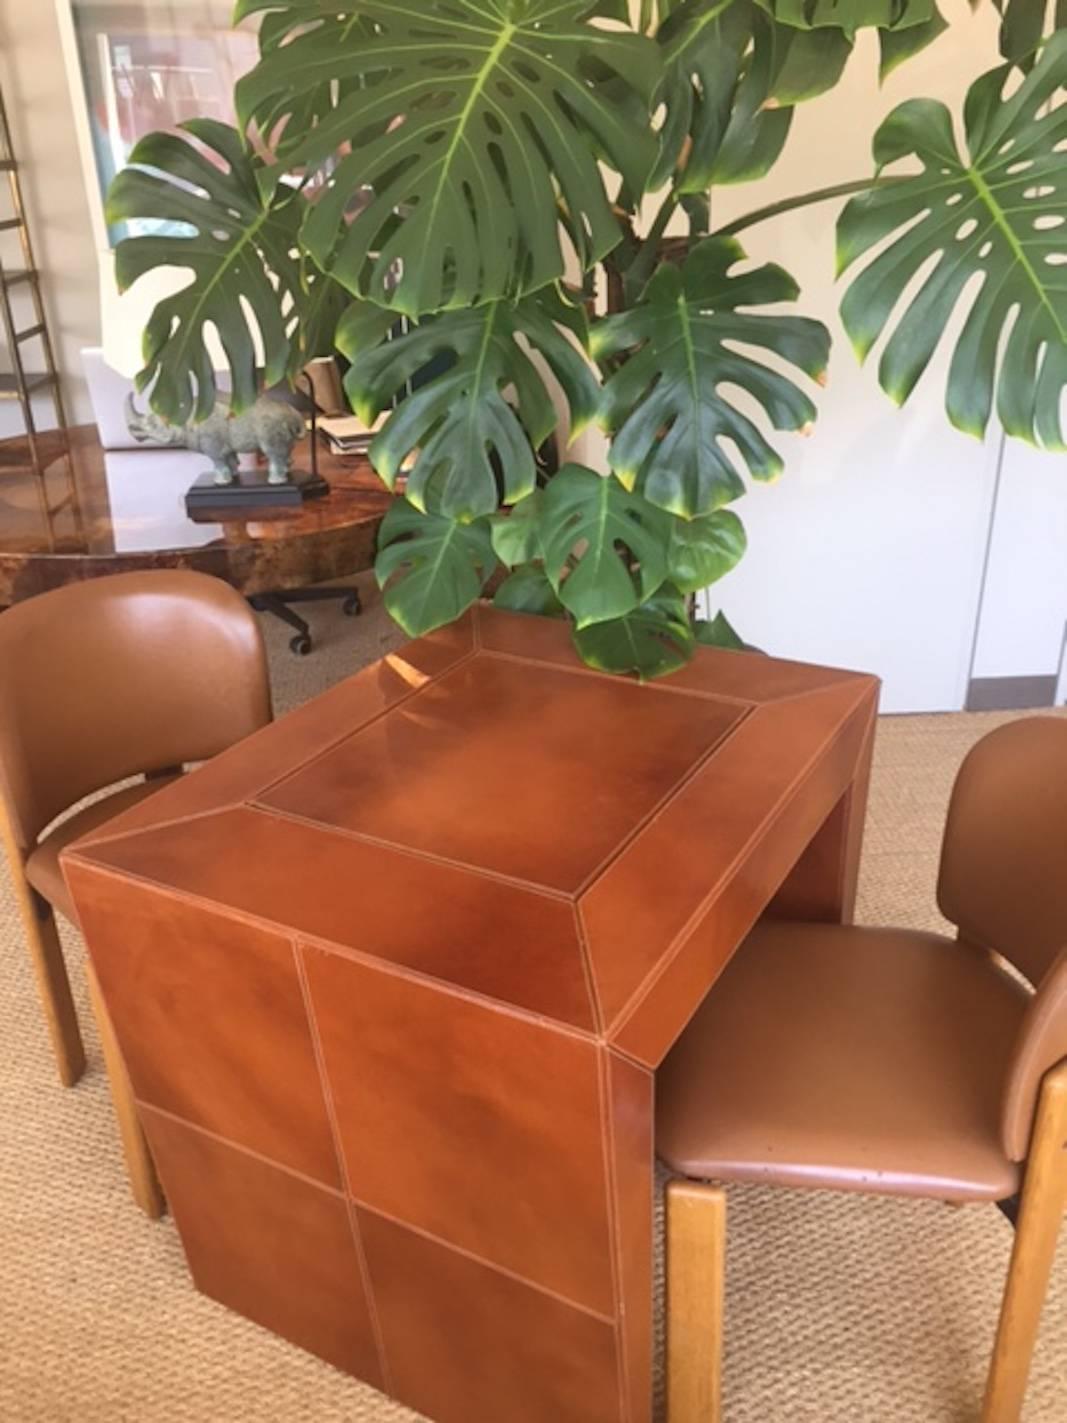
<box><xmin>584</xmin><ymin>684</ymin><xmax>877</xmax><ymax>1037</ymax></box>
<box><xmin>73</xmin><ymin>805</ymin><xmax>595</xmax><ymax>1029</ymax></box>
<box><xmin>67</xmin><ymin>863</ymin><xmax>340</xmax><ymax>1187</ymax></box>
<box><xmin>261</xmin><ymin>654</ymin><xmax>746</xmax><ymax>895</ymax></box>
<box><xmin>606</xmin><ymin>1051</ymin><xmax>654</xmax><ymax>1423</ymax></box>
<box><xmin>74</xmin><ymin>614</ymin><xmax>477</xmax><ymax>848</ymax></box>
<box><xmin>359</xmin><ymin>1207</ymin><xmax>621</xmax><ymax>1423</ymax></box>
<box><xmin>303</xmin><ymin>943</ymin><xmax>616</xmax><ymax>1316</ymax></box>
<box><xmin>143</xmin><ymin>1109</ymin><xmax>382</xmax><ymax>1384</ymax></box>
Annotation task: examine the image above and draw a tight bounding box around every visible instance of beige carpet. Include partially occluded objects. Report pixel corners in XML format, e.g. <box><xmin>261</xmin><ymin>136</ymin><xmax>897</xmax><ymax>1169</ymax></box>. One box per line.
<box><xmin>1</xmin><ymin>579</ymin><xmax>1065</xmax><ymax>1422</ymax></box>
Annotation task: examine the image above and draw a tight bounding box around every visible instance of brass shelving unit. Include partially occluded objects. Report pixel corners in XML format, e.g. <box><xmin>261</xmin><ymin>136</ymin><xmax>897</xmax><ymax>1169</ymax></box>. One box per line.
<box><xmin>0</xmin><ymin>78</ymin><xmax>78</xmax><ymax>528</ymax></box>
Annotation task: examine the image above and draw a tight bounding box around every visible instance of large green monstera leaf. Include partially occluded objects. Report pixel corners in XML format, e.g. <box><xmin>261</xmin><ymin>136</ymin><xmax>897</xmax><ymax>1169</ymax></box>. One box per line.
<box><xmin>338</xmin><ymin>289</ymin><xmax>598</xmax><ymax>522</ymax></box>
<box><xmin>538</xmin><ymin>464</ymin><xmax>671</xmax><ymax>627</ymax></box>
<box><xmin>751</xmin><ymin>0</ymin><xmax>939</xmax><ymax>29</ymax></box>
<box><xmin>991</xmin><ymin>0</ymin><xmax>1065</xmax><ymax>63</ymax></box>
<box><xmin>574</xmin><ymin>586</ymin><xmax>695</xmax><ymax>680</ymax></box>
<box><xmin>237</xmin><ymin>4</ymin><xmax>376</xmax><ymax>148</ymax></box>
<box><xmin>654</xmin><ymin>0</ymin><xmax>948</xmax><ymax>190</ymax></box>
<box><xmin>235</xmin><ymin>0</ymin><xmax>661</xmax><ymax>315</ymax></box>
<box><xmin>655</xmin><ymin>2</ymin><xmax>793</xmax><ymax>193</ymax></box>
<box><xmin>593</xmin><ymin>237</ymin><xmax>830</xmax><ymax>518</ymax></box>
<box><xmin>106</xmin><ymin>120</ymin><xmax>301</xmax><ymax>422</ymax></box>
<box><xmin>667</xmin><ymin>509</ymin><xmax>747</xmax><ymax>592</ymax></box>
<box><xmin>375</xmin><ymin>501</ymin><xmax>497</xmax><ymax>636</ymax></box>
<box><xmin>838</xmin><ymin>35</ymin><xmax>1067</xmax><ymax>447</ymax></box>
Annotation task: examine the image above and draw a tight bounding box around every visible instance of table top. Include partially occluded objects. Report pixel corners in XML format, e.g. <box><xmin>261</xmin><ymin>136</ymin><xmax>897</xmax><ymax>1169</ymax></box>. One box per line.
<box><xmin>66</xmin><ymin>605</ymin><xmax>879</xmax><ymax>1069</ymax></box>
<box><xmin>0</xmin><ymin>426</ymin><xmax>392</xmax><ymax>603</ymax></box>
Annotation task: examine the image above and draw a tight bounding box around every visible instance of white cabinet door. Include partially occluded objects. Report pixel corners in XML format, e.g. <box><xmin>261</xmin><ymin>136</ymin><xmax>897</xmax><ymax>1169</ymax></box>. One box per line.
<box><xmin>967</xmin><ymin>437</ymin><xmax>1067</xmax><ymax>710</ymax></box>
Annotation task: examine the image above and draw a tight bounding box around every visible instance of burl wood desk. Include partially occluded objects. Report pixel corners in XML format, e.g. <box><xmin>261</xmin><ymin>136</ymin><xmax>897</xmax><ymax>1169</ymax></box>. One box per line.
<box><xmin>64</xmin><ymin>606</ymin><xmax>879</xmax><ymax>1423</ymax></box>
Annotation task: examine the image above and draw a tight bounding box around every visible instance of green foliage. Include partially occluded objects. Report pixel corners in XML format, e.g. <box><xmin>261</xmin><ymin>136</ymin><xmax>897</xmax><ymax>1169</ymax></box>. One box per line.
<box><xmin>375</xmin><ymin>501</ymin><xmax>497</xmax><ymax>637</ymax></box>
<box><xmin>538</xmin><ymin>464</ymin><xmax>670</xmax><ymax>628</ymax></box>
<box><xmin>106</xmin><ymin>0</ymin><xmax>1067</xmax><ymax>682</ymax></box>
<box><xmin>494</xmin><ymin>565</ymin><xmax>566</xmax><ymax>618</ymax></box>
<box><xmin>338</xmin><ymin>288</ymin><xmax>598</xmax><ymax>521</ymax></box>
<box><xmin>838</xmin><ymin>34</ymin><xmax>1067</xmax><ymax>446</ymax></box>
<box><xmin>667</xmin><ymin>510</ymin><xmax>748</xmax><ymax>593</ymax></box>
<box><xmin>235</xmin><ymin>0</ymin><xmax>661</xmax><ymax>315</ymax></box>
<box><xmin>694</xmin><ymin>610</ymin><xmax>746</xmax><ymax>649</ymax></box>
<box><xmin>593</xmin><ymin>238</ymin><xmax>830</xmax><ymax>517</ymax></box>
<box><xmin>107</xmin><ymin>120</ymin><xmax>301</xmax><ymax>422</ymax></box>
<box><xmin>991</xmin><ymin>0</ymin><xmax>1067</xmax><ymax>63</ymax></box>
<box><xmin>573</xmin><ymin>587</ymin><xmax>696</xmax><ymax>681</ymax></box>
<box><xmin>752</xmin><ymin>0</ymin><xmax>939</xmax><ymax>29</ymax></box>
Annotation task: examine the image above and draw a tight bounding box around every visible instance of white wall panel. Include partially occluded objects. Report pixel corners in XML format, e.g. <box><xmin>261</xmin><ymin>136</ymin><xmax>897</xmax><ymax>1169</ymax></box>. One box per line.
<box><xmin>971</xmin><ymin>439</ymin><xmax>1067</xmax><ymax>686</ymax></box>
<box><xmin>699</xmin><ymin>5</ymin><xmax>1006</xmax><ymax>712</ymax></box>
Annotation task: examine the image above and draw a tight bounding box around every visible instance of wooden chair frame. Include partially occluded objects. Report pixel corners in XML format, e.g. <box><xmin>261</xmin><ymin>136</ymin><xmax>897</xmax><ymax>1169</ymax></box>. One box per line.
<box><xmin>665</xmin><ymin>1059</ymin><xmax>1067</xmax><ymax>1423</ymax></box>
<box><xmin>1</xmin><ymin>796</ymin><xmax>164</xmax><ymax>1219</ymax></box>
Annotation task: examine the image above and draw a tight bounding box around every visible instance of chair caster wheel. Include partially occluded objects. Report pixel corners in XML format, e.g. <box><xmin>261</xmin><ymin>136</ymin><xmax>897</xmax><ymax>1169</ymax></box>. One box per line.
<box><xmin>343</xmin><ymin>592</ymin><xmax>362</xmax><ymax>617</ymax></box>
<box><xmin>290</xmin><ymin>634</ymin><xmax>313</xmax><ymax>656</ymax></box>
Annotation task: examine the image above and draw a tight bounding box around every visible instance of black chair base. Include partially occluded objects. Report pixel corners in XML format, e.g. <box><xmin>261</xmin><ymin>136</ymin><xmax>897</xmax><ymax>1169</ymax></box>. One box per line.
<box><xmin>250</xmin><ymin>586</ymin><xmax>362</xmax><ymax>656</ymax></box>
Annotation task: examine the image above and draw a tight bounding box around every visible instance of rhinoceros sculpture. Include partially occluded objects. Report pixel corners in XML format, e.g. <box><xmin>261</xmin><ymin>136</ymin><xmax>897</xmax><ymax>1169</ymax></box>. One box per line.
<box><xmin>125</xmin><ymin>394</ymin><xmax>306</xmax><ymax>486</ymax></box>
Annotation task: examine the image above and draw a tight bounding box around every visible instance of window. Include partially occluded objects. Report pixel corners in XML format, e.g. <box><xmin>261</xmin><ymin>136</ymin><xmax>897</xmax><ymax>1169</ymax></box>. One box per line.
<box><xmin>67</xmin><ymin>1</ymin><xmax>258</xmax><ymax>243</ymax></box>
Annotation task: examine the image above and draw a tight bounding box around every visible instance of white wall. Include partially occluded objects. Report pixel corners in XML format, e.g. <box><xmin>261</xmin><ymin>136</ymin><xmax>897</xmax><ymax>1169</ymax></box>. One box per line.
<box><xmin>701</xmin><ymin>2</ymin><xmax>1014</xmax><ymax>712</ymax></box>
<box><xmin>972</xmin><ymin>438</ymin><xmax>1067</xmax><ymax>689</ymax></box>
<box><xmin>0</xmin><ymin>0</ymin><xmax>100</xmax><ymax>434</ymax></box>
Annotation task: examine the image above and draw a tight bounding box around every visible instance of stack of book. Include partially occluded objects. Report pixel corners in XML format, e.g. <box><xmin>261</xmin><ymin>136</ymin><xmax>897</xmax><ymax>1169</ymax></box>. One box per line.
<box><xmin>318</xmin><ymin>413</ymin><xmax>385</xmax><ymax>457</ymax></box>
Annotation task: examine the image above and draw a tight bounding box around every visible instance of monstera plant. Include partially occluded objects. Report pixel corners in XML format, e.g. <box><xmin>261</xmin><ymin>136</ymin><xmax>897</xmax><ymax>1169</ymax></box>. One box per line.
<box><xmin>107</xmin><ymin>1</ymin><xmax>1067</xmax><ymax>677</ymax></box>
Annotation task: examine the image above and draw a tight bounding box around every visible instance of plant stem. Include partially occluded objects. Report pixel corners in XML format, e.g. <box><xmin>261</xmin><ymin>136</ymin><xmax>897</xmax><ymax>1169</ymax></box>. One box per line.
<box><xmin>712</xmin><ymin>175</ymin><xmax>908</xmax><ymax>238</ymax></box>
<box><xmin>624</xmin><ymin>192</ymin><xmax>680</xmax><ymax>303</ymax></box>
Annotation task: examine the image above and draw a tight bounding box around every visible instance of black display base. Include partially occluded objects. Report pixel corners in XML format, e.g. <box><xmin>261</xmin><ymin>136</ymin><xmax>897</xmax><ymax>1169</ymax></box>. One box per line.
<box><xmin>185</xmin><ymin>468</ymin><xmax>330</xmax><ymax>519</ymax></box>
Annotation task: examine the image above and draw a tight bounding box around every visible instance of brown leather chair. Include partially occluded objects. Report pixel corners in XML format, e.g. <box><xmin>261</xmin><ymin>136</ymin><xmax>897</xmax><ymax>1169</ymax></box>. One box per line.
<box><xmin>658</xmin><ymin>716</ymin><xmax>1067</xmax><ymax>1423</ymax></box>
<box><xmin>0</xmin><ymin>571</ymin><xmax>271</xmax><ymax>1215</ymax></box>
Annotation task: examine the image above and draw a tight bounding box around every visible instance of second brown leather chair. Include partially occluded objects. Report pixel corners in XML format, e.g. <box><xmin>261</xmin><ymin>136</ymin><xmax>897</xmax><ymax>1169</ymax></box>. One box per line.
<box><xmin>658</xmin><ymin>716</ymin><xmax>1067</xmax><ymax>1423</ymax></box>
<box><xmin>0</xmin><ymin>571</ymin><xmax>272</xmax><ymax>1214</ymax></box>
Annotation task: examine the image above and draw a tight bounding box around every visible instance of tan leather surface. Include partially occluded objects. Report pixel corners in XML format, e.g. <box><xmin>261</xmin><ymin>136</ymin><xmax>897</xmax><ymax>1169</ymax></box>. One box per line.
<box><xmin>261</xmin><ymin>653</ymin><xmax>746</xmax><ymax>894</ymax></box>
<box><xmin>141</xmin><ymin>1107</ymin><xmax>382</xmax><ymax>1385</ymax></box>
<box><xmin>936</xmin><ymin>716</ymin><xmax>1067</xmax><ymax>1161</ymax></box>
<box><xmin>585</xmin><ymin>684</ymin><xmax>877</xmax><ymax>1059</ymax></box>
<box><xmin>0</xmin><ymin>570</ymin><xmax>271</xmax><ymax>852</ymax></box>
<box><xmin>24</xmin><ymin>777</ymin><xmax>179</xmax><ymax>922</ymax></box>
<box><xmin>939</xmin><ymin>716</ymin><xmax>1067</xmax><ymax>989</ymax></box>
<box><xmin>64</xmin><ymin>603</ymin><xmax>880</xmax><ymax>1423</ymax></box>
<box><xmin>67</xmin><ymin>803</ymin><xmax>598</xmax><ymax>1030</ymax></box>
<box><xmin>357</xmin><ymin>1206</ymin><xmax>622</xmax><ymax>1423</ymax></box>
<box><xmin>67</xmin><ymin>867</ymin><xmax>343</xmax><ymax>1188</ymax></box>
<box><xmin>302</xmin><ymin>940</ymin><xmax>617</xmax><ymax>1316</ymax></box>
<box><xmin>657</xmin><ymin>920</ymin><xmax>1029</xmax><ymax>1202</ymax></box>
<box><xmin>1002</xmin><ymin>947</ymin><xmax>1067</xmax><ymax>1161</ymax></box>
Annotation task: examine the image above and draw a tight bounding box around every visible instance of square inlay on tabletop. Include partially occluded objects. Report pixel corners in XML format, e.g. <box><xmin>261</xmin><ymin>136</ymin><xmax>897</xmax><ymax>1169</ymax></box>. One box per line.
<box><xmin>64</xmin><ymin>605</ymin><xmax>879</xmax><ymax>1423</ymax></box>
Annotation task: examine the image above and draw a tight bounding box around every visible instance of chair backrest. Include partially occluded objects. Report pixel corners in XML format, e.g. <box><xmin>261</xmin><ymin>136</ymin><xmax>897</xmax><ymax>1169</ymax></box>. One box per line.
<box><xmin>937</xmin><ymin>716</ymin><xmax>1067</xmax><ymax>1160</ymax></box>
<box><xmin>0</xmin><ymin>571</ymin><xmax>271</xmax><ymax>854</ymax></box>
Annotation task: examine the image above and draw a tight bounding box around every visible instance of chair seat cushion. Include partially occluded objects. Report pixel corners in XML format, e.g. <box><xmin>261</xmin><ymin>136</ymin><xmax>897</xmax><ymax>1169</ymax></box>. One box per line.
<box><xmin>25</xmin><ymin>778</ymin><xmax>181</xmax><ymax>924</ymax></box>
<box><xmin>656</xmin><ymin>921</ymin><xmax>1031</xmax><ymax>1203</ymax></box>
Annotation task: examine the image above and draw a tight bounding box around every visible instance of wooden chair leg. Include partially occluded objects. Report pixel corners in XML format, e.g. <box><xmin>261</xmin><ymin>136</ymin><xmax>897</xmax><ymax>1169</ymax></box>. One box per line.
<box><xmin>982</xmin><ymin>1062</ymin><xmax>1067</xmax><ymax>1423</ymax></box>
<box><xmin>1</xmin><ymin>811</ymin><xmax>86</xmax><ymax>1085</ymax></box>
<box><xmin>666</xmin><ymin>1179</ymin><xmax>726</xmax><ymax>1423</ymax></box>
<box><xmin>86</xmin><ymin>963</ymin><xmax>165</xmax><ymax>1221</ymax></box>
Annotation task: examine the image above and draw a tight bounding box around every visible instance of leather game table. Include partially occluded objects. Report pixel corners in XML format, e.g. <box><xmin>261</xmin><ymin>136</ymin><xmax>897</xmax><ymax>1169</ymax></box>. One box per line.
<box><xmin>64</xmin><ymin>605</ymin><xmax>879</xmax><ymax>1423</ymax></box>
